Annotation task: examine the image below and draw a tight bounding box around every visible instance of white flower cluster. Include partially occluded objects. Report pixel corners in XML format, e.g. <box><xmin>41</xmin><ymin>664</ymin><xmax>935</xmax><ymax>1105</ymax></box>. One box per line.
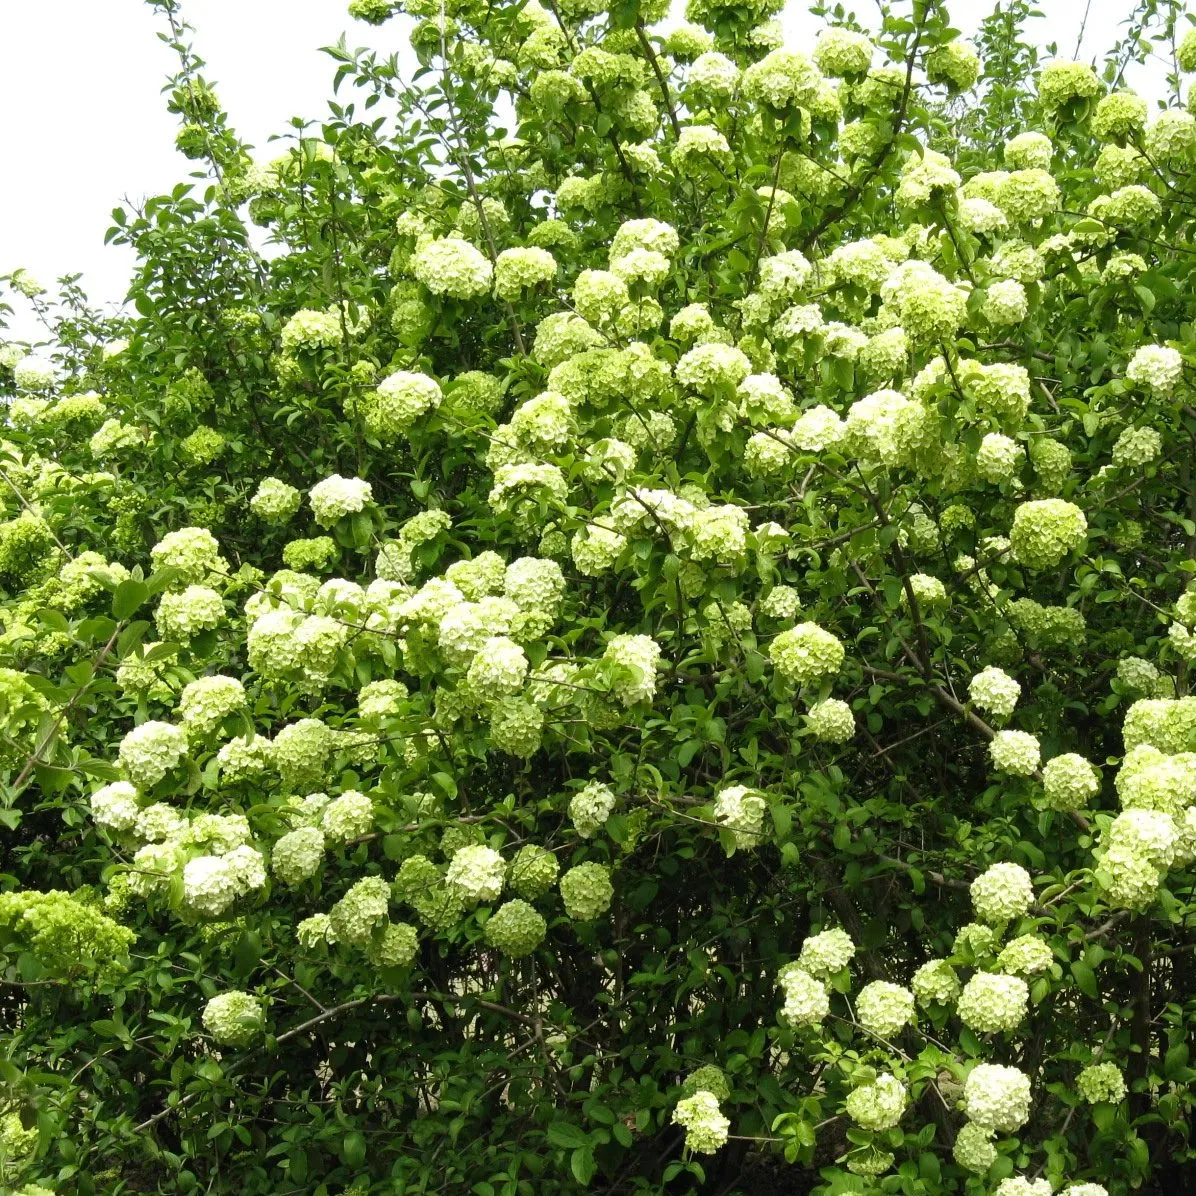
<box><xmin>989</xmin><ymin>729</ymin><xmax>1041</xmax><ymax>776</ymax></box>
<box><xmin>671</xmin><ymin>1090</ymin><xmax>729</xmax><ymax>1154</ymax></box>
<box><xmin>969</xmin><ymin>667</ymin><xmax>1021</xmax><ymax>722</ymax></box>
<box><xmin>309</xmin><ymin>475</ymin><xmax>373</xmax><ymax>526</ymax></box>
<box><xmin>971</xmin><ymin>862</ymin><xmax>1034</xmax><ymax>923</ymax></box>
<box><xmin>568</xmin><ymin>780</ymin><xmax>616</xmax><ymax>838</ymax></box>
<box><xmin>855</xmin><ymin>980</ymin><xmax>916</xmax><ymax>1037</ymax></box>
<box><xmin>711</xmin><ymin>784</ymin><xmax>768</xmax><ymax>848</ymax></box>
<box><xmin>412</xmin><ymin>237</ymin><xmax>494</xmax><ymax>298</ymax></box>
<box><xmin>250</xmin><ymin>477</ymin><xmax>302</xmax><ymax>521</ymax></box>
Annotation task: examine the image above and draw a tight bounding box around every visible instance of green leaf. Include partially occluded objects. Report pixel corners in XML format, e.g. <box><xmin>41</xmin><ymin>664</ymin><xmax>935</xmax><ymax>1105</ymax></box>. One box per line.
<box><xmin>112</xmin><ymin>579</ymin><xmax>150</xmax><ymax>621</ymax></box>
<box><xmin>547</xmin><ymin>1122</ymin><xmax>590</xmax><ymax>1150</ymax></box>
<box><xmin>1071</xmin><ymin>960</ymin><xmax>1098</xmax><ymax>999</ymax></box>
<box><xmin>570</xmin><ymin>1146</ymin><xmax>596</xmax><ymax>1185</ymax></box>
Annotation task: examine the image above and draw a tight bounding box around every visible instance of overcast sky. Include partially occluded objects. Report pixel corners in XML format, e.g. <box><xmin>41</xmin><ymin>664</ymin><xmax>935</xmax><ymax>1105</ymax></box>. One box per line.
<box><xmin>0</xmin><ymin>0</ymin><xmax>1174</xmax><ymax>344</ymax></box>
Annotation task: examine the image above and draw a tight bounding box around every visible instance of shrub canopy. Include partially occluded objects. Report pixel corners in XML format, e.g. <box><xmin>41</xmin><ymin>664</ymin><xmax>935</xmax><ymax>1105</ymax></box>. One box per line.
<box><xmin>3</xmin><ymin>0</ymin><xmax>1196</xmax><ymax>1193</ymax></box>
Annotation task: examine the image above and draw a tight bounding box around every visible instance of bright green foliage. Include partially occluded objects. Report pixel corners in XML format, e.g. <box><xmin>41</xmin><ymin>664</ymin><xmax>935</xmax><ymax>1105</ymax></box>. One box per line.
<box><xmin>4</xmin><ymin>0</ymin><xmax>1196</xmax><ymax>1193</ymax></box>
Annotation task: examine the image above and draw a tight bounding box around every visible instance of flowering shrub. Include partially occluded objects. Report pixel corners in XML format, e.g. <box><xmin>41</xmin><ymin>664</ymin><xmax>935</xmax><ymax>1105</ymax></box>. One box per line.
<box><xmin>3</xmin><ymin>0</ymin><xmax>1196</xmax><ymax>1193</ymax></box>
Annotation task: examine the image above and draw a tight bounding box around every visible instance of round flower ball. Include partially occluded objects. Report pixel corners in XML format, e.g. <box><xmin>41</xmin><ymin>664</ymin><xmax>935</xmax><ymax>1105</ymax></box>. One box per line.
<box><xmin>957</xmin><ymin>971</ymin><xmax>1029</xmax><ymax>1033</ymax></box>
<box><xmin>445</xmin><ymin>844</ymin><xmax>506</xmax><ymax>905</ymax></box>
<box><xmin>559</xmin><ymin>861</ymin><xmax>613</xmax><ymax>921</ymax></box>
<box><xmin>911</xmin><ymin>958</ymin><xmax>961</xmax><ymax>1006</ymax></box>
<box><xmin>989</xmin><ymin>730</ymin><xmax>1041</xmax><ymax>776</ymax></box>
<box><xmin>797</xmin><ymin>927</ymin><xmax>855</xmax><ymax>978</ymax></box>
<box><xmin>271</xmin><ymin>826</ymin><xmax>325</xmax><ymax>886</ymax></box>
<box><xmin>484</xmin><ymin>898</ymin><xmax>547</xmax><ymax>958</ymax></box>
<box><xmin>117</xmin><ymin>721</ymin><xmax>188</xmax><ymax>790</ymax></box>
<box><xmin>250</xmin><ymin>477</ymin><xmax>302</xmax><ymax>522</ymax></box>
<box><xmin>844</xmin><ymin>1072</ymin><xmax>907</xmax><ymax>1132</ymax></box>
<box><xmin>970</xmin><ymin>666</ymin><xmax>1021</xmax><ymax>722</ymax></box>
<box><xmin>412</xmin><ymin>236</ymin><xmax>494</xmax><ymax>299</ymax></box>
<box><xmin>971</xmin><ymin>861</ymin><xmax>1034</xmax><ymax>924</ymax></box>
<box><xmin>671</xmin><ymin>1089</ymin><xmax>729</xmax><ymax>1155</ymax></box>
<box><xmin>1042</xmin><ymin>752</ymin><xmax>1100</xmax><ymax>811</ymax></box>
<box><xmin>856</xmin><ymin>980</ymin><xmax>916</xmax><ymax>1038</ymax></box>
<box><xmin>1076</xmin><ymin>1060</ymin><xmax>1127</xmax><ymax>1105</ymax></box>
<box><xmin>1126</xmin><ymin>343</ymin><xmax>1184</xmax><ymax>396</ymax></box>
<box><xmin>769</xmin><ymin>622</ymin><xmax>845</xmax><ymax>686</ymax></box>
<box><xmin>952</xmin><ymin>1120</ymin><xmax>997</xmax><ymax>1173</ymax></box>
<box><xmin>309</xmin><ymin>474</ymin><xmax>373</xmax><ymax>527</ymax></box>
<box><xmin>202</xmin><ymin>990</ymin><xmax>265</xmax><ymax>1047</ymax></box>
<box><xmin>777</xmin><ymin>963</ymin><xmax>829</xmax><ymax>1027</ymax></box>
<box><xmin>963</xmin><ymin>1062</ymin><xmax>1032</xmax><ymax>1132</ymax></box>
<box><xmin>508</xmin><ymin>844</ymin><xmax>560</xmax><ymax>901</ymax></box>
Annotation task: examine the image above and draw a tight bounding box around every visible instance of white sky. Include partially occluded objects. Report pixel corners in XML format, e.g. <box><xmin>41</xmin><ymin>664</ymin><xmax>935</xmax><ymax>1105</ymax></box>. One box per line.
<box><xmin>0</xmin><ymin>0</ymin><xmax>1174</xmax><ymax>344</ymax></box>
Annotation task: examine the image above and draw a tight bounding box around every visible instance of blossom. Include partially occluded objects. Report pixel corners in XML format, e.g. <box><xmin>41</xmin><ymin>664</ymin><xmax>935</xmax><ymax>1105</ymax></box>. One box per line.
<box><xmin>963</xmin><ymin>1062</ymin><xmax>1032</xmax><ymax>1131</ymax></box>
<box><xmin>412</xmin><ymin>237</ymin><xmax>494</xmax><ymax>298</ymax></box>
<box><xmin>559</xmin><ymin>862</ymin><xmax>613</xmax><ymax>920</ymax></box>
<box><xmin>797</xmin><ymin>927</ymin><xmax>855</xmax><ymax>978</ymax></box>
<box><xmin>769</xmin><ymin>622</ymin><xmax>845</xmax><ymax>686</ymax></box>
<box><xmin>957</xmin><ymin>971</ymin><xmax>1029</xmax><ymax>1033</ymax></box>
<box><xmin>1076</xmin><ymin>1061</ymin><xmax>1127</xmax><ymax>1104</ymax></box>
<box><xmin>484</xmin><ymin>899</ymin><xmax>546</xmax><ymax>957</ymax></box>
<box><xmin>1126</xmin><ymin>345</ymin><xmax>1184</xmax><ymax>396</ymax></box>
<box><xmin>672</xmin><ymin>1090</ymin><xmax>729</xmax><ymax>1154</ymax></box>
<box><xmin>118</xmin><ymin>721</ymin><xmax>188</xmax><ymax>789</ymax></box>
<box><xmin>711</xmin><ymin>784</ymin><xmax>768</xmax><ymax>849</ymax></box>
<box><xmin>309</xmin><ymin>475</ymin><xmax>373</xmax><ymax>526</ymax></box>
<box><xmin>971</xmin><ymin>861</ymin><xmax>1034</xmax><ymax>923</ymax></box>
<box><xmin>845</xmin><ymin>1073</ymin><xmax>907</xmax><ymax>1131</ymax></box>
<box><xmin>202</xmin><ymin>991</ymin><xmax>265</xmax><ymax>1046</ymax></box>
<box><xmin>856</xmin><ymin>981</ymin><xmax>915</xmax><ymax>1037</ymax></box>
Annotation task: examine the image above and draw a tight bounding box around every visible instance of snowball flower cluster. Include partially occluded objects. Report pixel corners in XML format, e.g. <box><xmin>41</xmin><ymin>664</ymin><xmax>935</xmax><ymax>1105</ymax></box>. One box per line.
<box><xmin>569</xmin><ymin>781</ymin><xmax>616</xmax><ymax>838</ymax></box>
<box><xmin>603</xmin><ymin>634</ymin><xmax>661</xmax><ymax>705</ymax></box>
<box><xmin>769</xmin><ymin>622</ymin><xmax>844</xmax><ymax>686</ymax></box>
<box><xmin>1009</xmin><ymin>499</ymin><xmax>1087</xmax><ymax>568</ymax></box>
<box><xmin>777</xmin><ymin>964</ymin><xmax>829</xmax><ymax>1027</ymax></box>
<box><xmin>118</xmin><ymin>721</ymin><xmax>188</xmax><ymax>789</ymax></box>
<box><xmin>412</xmin><ymin>237</ymin><xmax>494</xmax><ymax>298</ymax></box>
<box><xmin>969</xmin><ymin>667</ymin><xmax>1021</xmax><ymax>722</ymax></box>
<box><xmin>272</xmin><ymin>826</ymin><xmax>325</xmax><ymax>886</ymax></box>
<box><xmin>559</xmin><ymin>861</ymin><xmax>613</xmax><ymax>921</ymax></box>
<box><xmin>1042</xmin><ymin>753</ymin><xmax>1101</xmax><ymax>811</ymax></box>
<box><xmin>309</xmin><ymin>475</ymin><xmax>373</xmax><ymax>526</ymax></box>
<box><xmin>156</xmin><ymin>585</ymin><xmax>224</xmax><ymax>641</ymax></box>
<box><xmin>711</xmin><ymin>784</ymin><xmax>768</xmax><ymax>849</ymax></box>
<box><xmin>971</xmin><ymin>861</ymin><xmax>1034</xmax><ymax>923</ymax></box>
<box><xmin>998</xmin><ymin>934</ymin><xmax>1054</xmax><ymax>975</ymax></box>
<box><xmin>855</xmin><ymin>981</ymin><xmax>915</xmax><ymax>1038</ymax></box>
<box><xmin>1127</xmin><ymin>344</ymin><xmax>1184</xmax><ymax>396</ymax></box>
<box><xmin>807</xmin><ymin>698</ymin><xmax>854</xmax><ymax>742</ymax></box>
<box><xmin>364</xmin><ymin>371</ymin><xmax>442</xmax><ymax>439</ymax></box>
<box><xmin>151</xmin><ymin>526</ymin><xmax>225</xmax><ymax>584</ymax></box>
<box><xmin>445</xmin><ymin>844</ymin><xmax>505</xmax><ymax>904</ymax></box>
<box><xmin>321</xmin><ymin>789</ymin><xmax>374</xmax><ymax>843</ymax></box>
<box><xmin>250</xmin><ymin>477</ymin><xmax>302</xmax><ymax>521</ymax></box>
<box><xmin>963</xmin><ymin>1063</ymin><xmax>1032</xmax><ymax>1131</ymax></box>
<box><xmin>797</xmin><ymin>927</ymin><xmax>855</xmax><ymax>978</ymax></box>
<box><xmin>90</xmin><ymin>781</ymin><xmax>141</xmax><ymax>832</ymax></box>
<box><xmin>494</xmin><ymin>247</ymin><xmax>556</xmax><ymax>299</ymax></box>
<box><xmin>911</xmin><ymin>958</ymin><xmax>961</xmax><ymax>1005</ymax></box>
<box><xmin>844</xmin><ymin>1073</ymin><xmax>907</xmax><ymax>1131</ymax></box>
<box><xmin>1037</xmin><ymin>59</ymin><xmax>1102</xmax><ymax>110</ymax></box>
<box><xmin>671</xmin><ymin>1090</ymin><xmax>729</xmax><ymax>1154</ymax></box>
<box><xmin>989</xmin><ymin>729</ymin><xmax>1041</xmax><ymax>776</ymax></box>
<box><xmin>1076</xmin><ymin>1061</ymin><xmax>1127</xmax><ymax>1104</ymax></box>
<box><xmin>953</xmin><ymin>1121</ymin><xmax>997</xmax><ymax>1172</ymax></box>
<box><xmin>484</xmin><ymin>898</ymin><xmax>547</xmax><ymax>957</ymax></box>
<box><xmin>957</xmin><ymin>971</ymin><xmax>1029</xmax><ymax>1033</ymax></box>
<box><xmin>202</xmin><ymin>991</ymin><xmax>265</xmax><ymax>1047</ymax></box>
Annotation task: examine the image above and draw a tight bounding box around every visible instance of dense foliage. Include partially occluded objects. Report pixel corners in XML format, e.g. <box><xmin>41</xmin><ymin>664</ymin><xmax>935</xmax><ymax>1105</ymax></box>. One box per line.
<box><xmin>5</xmin><ymin>0</ymin><xmax>1196</xmax><ymax>1192</ymax></box>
